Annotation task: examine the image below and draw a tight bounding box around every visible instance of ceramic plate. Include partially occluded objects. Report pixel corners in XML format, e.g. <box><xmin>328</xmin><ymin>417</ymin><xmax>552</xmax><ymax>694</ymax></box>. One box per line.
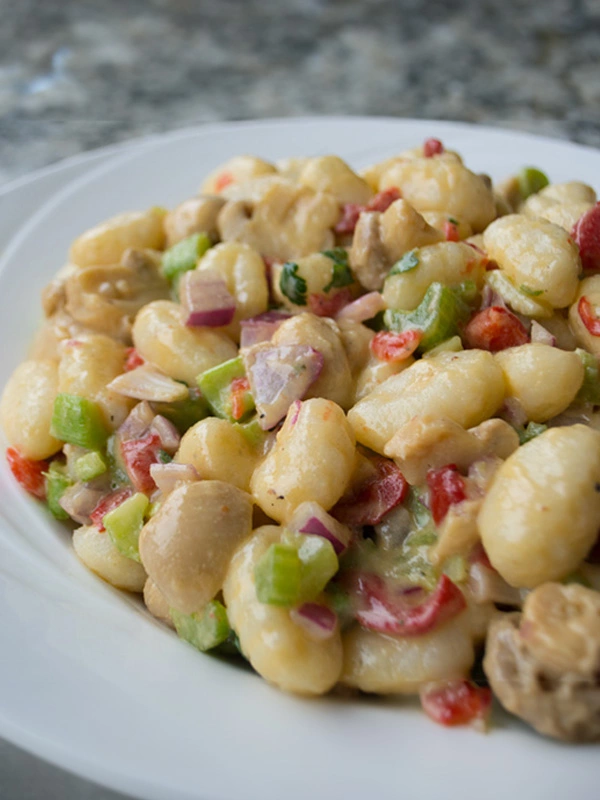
<box><xmin>1</xmin><ymin>118</ymin><xmax>598</xmax><ymax>800</ymax></box>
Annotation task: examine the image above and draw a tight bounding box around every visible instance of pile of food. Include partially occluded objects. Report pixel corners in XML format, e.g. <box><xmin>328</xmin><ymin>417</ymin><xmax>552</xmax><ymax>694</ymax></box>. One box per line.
<box><xmin>3</xmin><ymin>138</ymin><xmax>600</xmax><ymax>741</ymax></box>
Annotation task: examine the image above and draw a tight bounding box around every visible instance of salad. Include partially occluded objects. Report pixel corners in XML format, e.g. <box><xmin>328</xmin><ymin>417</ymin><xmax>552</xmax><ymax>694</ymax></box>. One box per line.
<box><xmin>2</xmin><ymin>139</ymin><xmax>600</xmax><ymax>741</ymax></box>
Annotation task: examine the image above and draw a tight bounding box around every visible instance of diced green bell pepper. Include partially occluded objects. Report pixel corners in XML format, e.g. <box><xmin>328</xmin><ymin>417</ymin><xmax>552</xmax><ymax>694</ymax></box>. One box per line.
<box><xmin>103</xmin><ymin>492</ymin><xmax>149</xmax><ymax>562</ymax></box>
<box><xmin>151</xmin><ymin>387</ymin><xmax>210</xmax><ymax>434</ymax></box>
<box><xmin>575</xmin><ymin>349</ymin><xmax>600</xmax><ymax>405</ymax></box>
<box><xmin>517</xmin><ymin>167</ymin><xmax>549</xmax><ymax>200</ymax></box>
<box><xmin>74</xmin><ymin>451</ymin><xmax>107</xmax><ymax>482</ymax></box>
<box><xmin>161</xmin><ymin>233</ymin><xmax>212</xmax><ymax>281</ymax></box>
<box><xmin>196</xmin><ymin>356</ymin><xmax>255</xmax><ymax>422</ymax></box>
<box><xmin>518</xmin><ymin>421</ymin><xmax>548</xmax><ymax>445</ymax></box>
<box><xmin>51</xmin><ymin>394</ymin><xmax>108</xmax><ymax>451</ymax></box>
<box><xmin>44</xmin><ymin>462</ymin><xmax>72</xmax><ymax>520</ymax></box>
<box><xmin>282</xmin><ymin>530</ymin><xmax>339</xmax><ymax>602</ymax></box>
<box><xmin>234</xmin><ymin>417</ymin><xmax>268</xmax><ymax>449</ymax></box>
<box><xmin>171</xmin><ymin>600</ymin><xmax>231</xmax><ymax>652</ymax></box>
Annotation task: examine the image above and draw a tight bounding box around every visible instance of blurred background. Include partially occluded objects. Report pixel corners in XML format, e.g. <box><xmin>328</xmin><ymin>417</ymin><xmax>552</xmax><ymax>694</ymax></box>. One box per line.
<box><xmin>1</xmin><ymin>0</ymin><xmax>599</xmax><ymax>186</ymax></box>
<box><xmin>0</xmin><ymin>0</ymin><xmax>599</xmax><ymax>798</ymax></box>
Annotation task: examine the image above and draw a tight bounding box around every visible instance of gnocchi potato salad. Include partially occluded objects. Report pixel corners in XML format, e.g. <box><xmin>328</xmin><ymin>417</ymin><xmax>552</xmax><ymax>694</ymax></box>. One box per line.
<box><xmin>4</xmin><ymin>139</ymin><xmax>600</xmax><ymax>742</ymax></box>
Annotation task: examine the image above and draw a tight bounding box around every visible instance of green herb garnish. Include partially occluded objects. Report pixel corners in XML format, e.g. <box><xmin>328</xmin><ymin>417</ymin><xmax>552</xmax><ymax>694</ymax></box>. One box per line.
<box><xmin>322</xmin><ymin>248</ymin><xmax>354</xmax><ymax>292</ymax></box>
<box><xmin>388</xmin><ymin>249</ymin><xmax>420</xmax><ymax>276</ymax></box>
<box><xmin>279</xmin><ymin>262</ymin><xmax>307</xmax><ymax>306</ymax></box>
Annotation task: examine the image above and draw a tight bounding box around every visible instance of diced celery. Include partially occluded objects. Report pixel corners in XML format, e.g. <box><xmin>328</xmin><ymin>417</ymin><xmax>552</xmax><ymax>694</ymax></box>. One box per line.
<box><xmin>147</xmin><ymin>500</ymin><xmax>162</xmax><ymax>518</ymax></box>
<box><xmin>406</xmin><ymin>487</ymin><xmax>433</xmax><ymax>530</ymax></box>
<box><xmin>171</xmin><ymin>600</ymin><xmax>231</xmax><ymax>652</ymax></box>
<box><xmin>384</xmin><ymin>282</ymin><xmax>466</xmax><ymax>351</ymax></box>
<box><xmin>44</xmin><ymin>462</ymin><xmax>71</xmax><ymax>520</ymax></box>
<box><xmin>197</xmin><ymin>356</ymin><xmax>255</xmax><ymax>422</ymax></box>
<box><xmin>282</xmin><ymin>530</ymin><xmax>339</xmax><ymax>602</ymax></box>
<box><xmin>106</xmin><ymin>434</ymin><xmax>129</xmax><ymax>489</ymax></box>
<box><xmin>103</xmin><ymin>492</ymin><xmax>149</xmax><ymax>562</ymax></box>
<box><xmin>575</xmin><ymin>349</ymin><xmax>600</xmax><ymax>405</ymax></box>
<box><xmin>51</xmin><ymin>394</ymin><xmax>108</xmax><ymax>451</ymax></box>
<box><xmin>395</xmin><ymin>528</ymin><xmax>439</xmax><ymax>590</ymax></box>
<box><xmin>235</xmin><ymin>417</ymin><xmax>267</xmax><ymax>449</ymax></box>
<box><xmin>518</xmin><ymin>421</ymin><xmax>547</xmax><ymax>445</ymax></box>
<box><xmin>423</xmin><ymin>335</ymin><xmax>463</xmax><ymax>358</ymax></box>
<box><xmin>74</xmin><ymin>451</ymin><xmax>107</xmax><ymax>482</ymax></box>
<box><xmin>442</xmin><ymin>555</ymin><xmax>468</xmax><ymax>583</ymax></box>
<box><xmin>517</xmin><ymin>167</ymin><xmax>549</xmax><ymax>200</ymax></box>
<box><xmin>157</xmin><ymin>449</ymin><xmax>172</xmax><ymax>464</ymax></box>
<box><xmin>254</xmin><ymin>543</ymin><xmax>302</xmax><ymax>606</ymax></box>
<box><xmin>152</xmin><ymin>388</ymin><xmax>210</xmax><ymax>434</ymax></box>
<box><xmin>161</xmin><ymin>233</ymin><xmax>212</xmax><ymax>281</ymax></box>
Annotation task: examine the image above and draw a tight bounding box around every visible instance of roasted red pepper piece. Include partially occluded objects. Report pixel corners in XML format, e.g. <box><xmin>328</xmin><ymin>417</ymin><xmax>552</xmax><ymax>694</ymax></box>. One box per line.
<box><xmin>90</xmin><ymin>487</ymin><xmax>134</xmax><ymax>532</ymax></box>
<box><xmin>443</xmin><ymin>220</ymin><xmax>460</xmax><ymax>241</ymax></box>
<box><xmin>121</xmin><ymin>432</ymin><xmax>162</xmax><ymax>493</ymax></box>
<box><xmin>332</xmin><ymin>456</ymin><xmax>408</xmax><ymax>526</ymax></box>
<box><xmin>423</xmin><ymin>138</ymin><xmax>444</xmax><ymax>157</ymax></box>
<box><xmin>308</xmin><ymin>287</ymin><xmax>353</xmax><ymax>318</ymax></box>
<box><xmin>214</xmin><ymin>171</ymin><xmax>234</xmax><ymax>192</ymax></box>
<box><xmin>370</xmin><ymin>329</ymin><xmax>422</xmax><ymax>363</ymax></box>
<box><xmin>6</xmin><ymin>447</ymin><xmax>48</xmax><ymax>500</ymax></box>
<box><xmin>578</xmin><ymin>296</ymin><xmax>600</xmax><ymax>336</ymax></box>
<box><xmin>464</xmin><ymin>306</ymin><xmax>529</xmax><ymax>352</ymax></box>
<box><xmin>420</xmin><ymin>679</ymin><xmax>492</xmax><ymax>727</ymax></box>
<box><xmin>426</xmin><ymin>464</ymin><xmax>467</xmax><ymax>525</ymax></box>
<box><xmin>124</xmin><ymin>347</ymin><xmax>145</xmax><ymax>372</ymax></box>
<box><xmin>334</xmin><ymin>188</ymin><xmax>402</xmax><ymax>235</ymax></box>
<box><xmin>571</xmin><ymin>203</ymin><xmax>600</xmax><ymax>272</ymax></box>
<box><xmin>230</xmin><ymin>377</ymin><xmax>251</xmax><ymax>421</ymax></box>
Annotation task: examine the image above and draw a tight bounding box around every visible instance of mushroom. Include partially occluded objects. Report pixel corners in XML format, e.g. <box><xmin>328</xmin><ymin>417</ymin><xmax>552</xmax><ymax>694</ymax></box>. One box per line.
<box><xmin>164</xmin><ymin>195</ymin><xmax>226</xmax><ymax>246</ymax></box>
<box><xmin>138</xmin><ymin>480</ymin><xmax>253</xmax><ymax>615</ymax></box>
<box><xmin>484</xmin><ymin>583</ymin><xmax>600</xmax><ymax>741</ymax></box>
<box><xmin>350</xmin><ymin>199</ymin><xmax>443</xmax><ymax>290</ymax></box>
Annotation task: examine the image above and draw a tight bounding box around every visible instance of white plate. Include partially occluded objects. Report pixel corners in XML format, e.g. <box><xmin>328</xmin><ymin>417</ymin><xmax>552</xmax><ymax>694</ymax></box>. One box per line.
<box><xmin>0</xmin><ymin>117</ymin><xmax>599</xmax><ymax>800</ymax></box>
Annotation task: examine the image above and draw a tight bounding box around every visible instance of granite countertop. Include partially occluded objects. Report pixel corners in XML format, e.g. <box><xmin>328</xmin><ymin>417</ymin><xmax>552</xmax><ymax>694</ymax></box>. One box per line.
<box><xmin>1</xmin><ymin>0</ymin><xmax>599</xmax><ymax>798</ymax></box>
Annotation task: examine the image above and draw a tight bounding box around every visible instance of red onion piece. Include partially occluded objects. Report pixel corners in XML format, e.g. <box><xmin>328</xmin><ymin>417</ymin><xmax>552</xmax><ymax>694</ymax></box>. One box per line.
<box><xmin>108</xmin><ymin>364</ymin><xmax>190</xmax><ymax>403</ymax></box>
<box><xmin>336</xmin><ymin>291</ymin><xmax>385</xmax><ymax>323</ymax></box>
<box><xmin>59</xmin><ymin>484</ymin><xmax>105</xmax><ymax>525</ymax></box>
<box><xmin>149</xmin><ymin>415</ymin><xmax>181</xmax><ymax>454</ymax></box>
<box><xmin>498</xmin><ymin>397</ymin><xmax>528</xmax><ymax>428</ymax></box>
<box><xmin>530</xmin><ymin>320</ymin><xmax>556</xmax><ymax>346</ymax></box>
<box><xmin>117</xmin><ymin>401</ymin><xmax>155</xmax><ymax>442</ymax></box>
<box><xmin>290</xmin><ymin>603</ymin><xmax>337</xmax><ymax>641</ymax></box>
<box><xmin>180</xmin><ymin>269</ymin><xmax>236</xmax><ymax>327</ymax></box>
<box><xmin>240</xmin><ymin>311</ymin><xmax>291</xmax><ymax>348</ymax></box>
<box><xmin>287</xmin><ymin>501</ymin><xmax>351</xmax><ymax>554</ymax></box>
<box><xmin>243</xmin><ymin>343</ymin><xmax>324</xmax><ymax>430</ymax></box>
<box><xmin>150</xmin><ymin>463</ymin><xmax>199</xmax><ymax>494</ymax></box>
<box><xmin>480</xmin><ymin>283</ymin><xmax>506</xmax><ymax>310</ymax></box>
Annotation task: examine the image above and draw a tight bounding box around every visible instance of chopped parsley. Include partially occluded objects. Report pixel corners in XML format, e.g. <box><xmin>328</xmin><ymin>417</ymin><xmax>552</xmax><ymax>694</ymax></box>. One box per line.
<box><xmin>322</xmin><ymin>248</ymin><xmax>354</xmax><ymax>292</ymax></box>
<box><xmin>279</xmin><ymin>262</ymin><xmax>307</xmax><ymax>306</ymax></box>
<box><xmin>448</xmin><ymin>217</ymin><xmax>459</xmax><ymax>225</ymax></box>
<box><xmin>388</xmin><ymin>249</ymin><xmax>420</xmax><ymax>276</ymax></box>
<box><xmin>519</xmin><ymin>284</ymin><xmax>544</xmax><ymax>297</ymax></box>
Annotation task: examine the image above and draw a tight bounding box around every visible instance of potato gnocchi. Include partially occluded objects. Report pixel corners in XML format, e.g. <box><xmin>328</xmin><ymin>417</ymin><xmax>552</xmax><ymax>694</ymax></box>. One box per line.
<box><xmin>3</xmin><ymin>140</ymin><xmax>600</xmax><ymax>742</ymax></box>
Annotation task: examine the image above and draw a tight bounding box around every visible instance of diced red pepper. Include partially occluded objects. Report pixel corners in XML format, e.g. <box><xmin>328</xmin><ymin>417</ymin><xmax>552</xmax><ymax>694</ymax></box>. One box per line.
<box><xmin>214</xmin><ymin>171</ymin><xmax>234</xmax><ymax>193</ymax></box>
<box><xmin>121</xmin><ymin>432</ymin><xmax>162</xmax><ymax>493</ymax></box>
<box><xmin>124</xmin><ymin>347</ymin><xmax>145</xmax><ymax>372</ymax></box>
<box><xmin>366</xmin><ymin>187</ymin><xmax>401</xmax><ymax>213</ymax></box>
<box><xmin>426</xmin><ymin>464</ymin><xmax>467</xmax><ymax>525</ymax></box>
<box><xmin>578</xmin><ymin>296</ymin><xmax>600</xmax><ymax>336</ymax></box>
<box><xmin>6</xmin><ymin>447</ymin><xmax>48</xmax><ymax>500</ymax></box>
<box><xmin>230</xmin><ymin>377</ymin><xmax>251</xmax><ymax>421</ymax></box>
<box><xmin>332</xmin><ymin>456</ymin><xmax>408</xmax><ymax>526</ymax></box>
<box><xmin>464</xmin><ymin>306</ymin><xmax>529</xmax><ymax>352</ymax></box>
<box><xmin>90</xmin><ymin>487</ymin><xmax>134</xmax><ymax>532</ymax></box>
<box><xmin>423</xmin><ymin>138</ymin><xmax>444</xmax><ymax>157</ymax></box>
<box><xmin>420</xmin><ymin>679</ymin><xmax>492</xmax><ymax>727</ymax></box>
<box><xmin>443</xmin><ymin>220</ymin><xmax>460</xmax><ymax>242</ymax></box>
<box><xmin>370</xmin><ymin>329</ymin><xmax>422</xmax><ymax>363</ymax></box>
<box><xmin>571</xmin><ymin>203</ymin><xmax>600</xmax><ymax>272</ymax></box>
<box><xmin>334</xmin><ymin>204</ymin><xmax>362</xmax><ymax>235</ymax></box>
<box><xmin>334</xmin><ymin>189</ymin><xmax>402</xmax><ymax>235</ymax></box>
<box><xmin>355</xmin><ymin>573</ymin><xmax>466</xmax><ymax>636</ymax></box>
<box><xmin>308</xmin><ymin>287</ymin><xmax>353</xmax><ymax>318</ymax></box>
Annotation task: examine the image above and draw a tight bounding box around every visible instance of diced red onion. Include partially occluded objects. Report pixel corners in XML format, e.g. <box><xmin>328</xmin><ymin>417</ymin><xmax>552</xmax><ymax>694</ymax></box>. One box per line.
<box><xmin>480</xmin><ymin>283</ymin><xmax>506</xmax><ymax>310</ymax></box>
<box><xmin>180</xmin><ymin>269</ymin><xmax>236</xmax><ymax>327</ymax></box>
<box><xmin>149</xmin><ymin>415</ymin><xmax>181</xmax><ymax>454</ymax></box>
<box><xmin>240</xmin><ymin>311</ymin><xmax>291</xmax><ymax>348</ymax></box>
<box><xmin>289</xmin><ymin>399</ymin><xmax>302</xmax><ymax>426</ymax></box>
<box><xmin>336</xmin><ymin>292</ymin><xmax>385</xmax><ymax>323</ymax></box>
<box><xmin>150</xmin><ymin>463</ymin><xmax>199</xmax><ymax>494</ymax></box>
<box><xmin>290</xmin><ymin>603</ymin><xmax>338</xmax><ymax>641</ymax></box>
<box><xmin>117</xmin><ymin>401</ymin><xmax>155</xmax><ymax>442</ymax></box>
<box><xmin>287</xmin><ymin>501</ymin><xmax>351</xmax><ymax>554</ymax></box>
<box><xmin>59</xmin><ymin>483</ymin><xmax>105</xmax><ymax>525</ymax></box>
<box><xmin>108</xmin><ymin>364</ymin><xmax>189</xmax><ymax>403</ymax></box>
<box><xmin>530</xmin><ymin>320</ymin><xmax>556</xmax><ymax>346</ymax></box>
<box><xmin>243</xmin><ymin>344</ymin><xmax>324</xmax><ymax>430</ymax></box>
<box><xmin>498</xmin><ymin>397</ymin><xmax>528</xmax><ymax>428</ymax></box>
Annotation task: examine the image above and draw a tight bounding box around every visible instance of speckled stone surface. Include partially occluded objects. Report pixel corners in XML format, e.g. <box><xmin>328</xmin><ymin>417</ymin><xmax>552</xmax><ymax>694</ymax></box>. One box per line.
<box><xmin>0</xmin><ymin>1</ymin><xmax>599</xmax><ymax>798</ymax></box>
<box><xmin>1</xmin><ymin>0</ymin><xmax>600</xmax><ymax>186</ymax></box>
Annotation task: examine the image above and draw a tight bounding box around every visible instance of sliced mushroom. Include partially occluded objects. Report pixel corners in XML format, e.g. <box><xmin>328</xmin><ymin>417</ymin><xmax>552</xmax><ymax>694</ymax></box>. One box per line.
<box><xmin>64</xmin><ymin>247</ymin><xmax>170</xmax><ymax>342</ymax></box>
<box><xmin>164</xmin><ymin>195</ymin><xmax>226</xmax><ymax>246</ymax></box>
<box><xmin>350</xmin><ymin>200</ymin><xmax>443</xmax><ymax>290</ymax></box>
<box><xmin>484</xmin><ymin>584</ymin><xmax>600</xmax><ymax>741</ymax></box>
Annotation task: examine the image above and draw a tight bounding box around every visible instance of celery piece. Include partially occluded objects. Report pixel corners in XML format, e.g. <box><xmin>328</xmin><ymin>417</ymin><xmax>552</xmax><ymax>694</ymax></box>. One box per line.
<box><xmin>395</xmin><ymin>527</ymin><xmax>439</xmax><ymax>591</ymax></box>
<box><xmin>51</xmin><ymin>394</ymin><xmax>108</xmax><ymax>451</ymax></box>
<box><xmin>103</xmin><ymin>492</ymin><xmax>149</xmax><ymax>562</ymax></box>
<box><xmin>235</xmin><ymin>417</ymin><xmax>267</xmax><ymax>449</ymax></box>
<box><xmin>254</xmin><ymin>543</ymin><xmax>302</xmax><ymax>606</ymax></box>
<box><xmin>575</xmin><ymin>349</ymin><xmax>600</xmax><ymax>405</ymax></box>
<box><xmin>197</xmin><ymin>356</ymin><xmax>255</xmax><ymax>422</ymax></box>
<box><xmin>518</xmin><ymin>421</ymin><xmax>547</xmax><ymax>445</ymax></box>
<box><xmin>406</xmin><ymin>487</ymin><xmax>432</xmax><ymax>529</ymax></box>
<box><xmin>161</xmin><ymin>233</ymin><xmax>211</xmax><ymax>281</ymax></box>
<box><xmin>171</xmin><ymin>600</ymin><xmax>231</xmax><ymax>652</ymax></box>
<box><xmin>106</xmin><ymin>434</ymin><xmax>129</xmax><ymax>490</ymax></box>
<box><xmin>384</xmin><ymin>282</ymin><xmax>466</xmax><ymax>351</ymax></box>
<box><xmin>74</xmin><ymin>451</ymin><xmax>107</xmax><ymax>482</ymax></box>
<box><xmin>442</xmin><ymin>555</ymin><xmax>468</xmax><ymax>583</ymax></box>
<box><xmin>45</xmin><ymin>463</ymin><xmax>71</xmax><ymax>520</ymax></box>
<box><xmin>423</xmin><ymin>335</ymin><xmax>463</xmax><ymax>359</ymax></box>
<box><xmin>282</xmin><ymin>530</ymin><xmax>339</xmax><ymax>602</ymax></box>
<box><xmin>517</xmin><ymin>167</ymin><xmax>549</xmax><ymax>200</ymax></box>
<box><xmin>152</xmin><ymin>387</ymin><xmax>210</xmax><ymax>434</ymax></box>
